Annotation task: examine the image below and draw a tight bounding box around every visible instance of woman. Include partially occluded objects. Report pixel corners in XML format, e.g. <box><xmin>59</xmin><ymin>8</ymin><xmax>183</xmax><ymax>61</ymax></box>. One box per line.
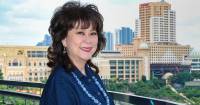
<box><xmin>40</xmin><ymin>1</ymin><xmax>115</xmax><ymax>105</ymax></box>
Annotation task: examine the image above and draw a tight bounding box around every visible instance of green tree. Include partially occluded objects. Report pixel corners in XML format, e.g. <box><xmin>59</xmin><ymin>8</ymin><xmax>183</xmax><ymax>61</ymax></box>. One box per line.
<box><xmin>191</xmin><ymin>97</ymin><xmax>200</xmax><ymax>105</ymax></box>
<box><xmin>130</xmin><ymin>81</ymin><xmax>155</xmax><ymax>97</ymax></box>
<box><xmin>180</xmin><ymin>87</ymin><xmax>200</xmax><ymax>98</ymax></box>
<box><xmin>151</xmin><ymin>77</ymin><xmax>165</xmax><ymax>89</ymax></box>
<box><xmin>191</xmin><ymin>71</ymin><xmax>200</xmax><ymax>80</ymax></box>
<box><xmin>106</xmin><ymin>79</ymin><xmax>131</xmax><ymax>92</ymax></box>
<box><xmin>171</xmin><ymin>72</ymin><xmax>191</xmax><ymax>85</ymax></box>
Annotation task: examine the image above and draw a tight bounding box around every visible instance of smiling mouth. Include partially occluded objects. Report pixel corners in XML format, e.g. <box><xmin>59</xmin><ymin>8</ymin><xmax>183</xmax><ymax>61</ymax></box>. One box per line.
<box><xmin>81</xmin><ymin>47</ymin><xmax>92</xmax><ymax>52</ymax></box>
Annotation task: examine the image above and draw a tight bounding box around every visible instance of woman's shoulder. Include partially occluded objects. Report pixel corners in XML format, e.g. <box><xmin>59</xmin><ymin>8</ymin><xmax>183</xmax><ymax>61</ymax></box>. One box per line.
<box><xmin>52</xmin><ymin>66</ymin><xmax>68</xmax><ymax>75</ymax></box>
<box><xmin>40</xmin><ymin>66</ymin><xmax>78</xmax><ymax>105</ymax></box>
<box><xmin>46</xmin><ymin>66</ymin><xmax>73</xmax><ymax>85</ymax></box>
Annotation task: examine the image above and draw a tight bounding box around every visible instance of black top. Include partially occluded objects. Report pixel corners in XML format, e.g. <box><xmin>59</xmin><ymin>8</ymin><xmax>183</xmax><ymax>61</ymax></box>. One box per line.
<box><xmin>40</xmin><ymin>65</ymin><xmax>115</xmax><ymax>105</ymax></box>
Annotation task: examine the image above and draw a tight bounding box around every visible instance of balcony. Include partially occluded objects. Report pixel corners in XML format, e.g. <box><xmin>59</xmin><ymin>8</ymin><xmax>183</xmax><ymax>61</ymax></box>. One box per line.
<box><xmin>0</xmin><ymin>80</ymin><xmax>184</xmax><ymax>105</ymax></box>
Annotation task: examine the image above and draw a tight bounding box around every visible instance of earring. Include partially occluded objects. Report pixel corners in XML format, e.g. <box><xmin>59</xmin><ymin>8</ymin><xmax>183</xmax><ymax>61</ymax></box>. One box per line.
<box><xmin>63</xmin><ymin>47</ymin><xmax>67</xmax><ymax>54</ymax></box>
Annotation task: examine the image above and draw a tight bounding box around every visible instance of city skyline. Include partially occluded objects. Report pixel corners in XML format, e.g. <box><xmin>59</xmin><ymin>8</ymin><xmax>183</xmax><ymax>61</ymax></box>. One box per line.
<box><xmin>0</xmin><ymin>0</ymin><xmax>200</xmax><ymax>50</ymax></box>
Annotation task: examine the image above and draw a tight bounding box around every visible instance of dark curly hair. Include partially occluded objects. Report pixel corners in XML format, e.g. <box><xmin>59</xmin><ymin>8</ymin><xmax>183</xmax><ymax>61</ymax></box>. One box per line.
<box><xmin>47</xmin><ymin>1</ymin><xmax>105</xmax><ymax>74</ymax></box>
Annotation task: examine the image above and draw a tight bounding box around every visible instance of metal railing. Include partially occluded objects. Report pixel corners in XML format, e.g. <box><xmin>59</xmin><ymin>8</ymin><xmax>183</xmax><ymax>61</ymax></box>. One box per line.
<box><xmin>0</xmin><ymin>80</ymin><xmax>185</xmax><ymax>105</ymax></box>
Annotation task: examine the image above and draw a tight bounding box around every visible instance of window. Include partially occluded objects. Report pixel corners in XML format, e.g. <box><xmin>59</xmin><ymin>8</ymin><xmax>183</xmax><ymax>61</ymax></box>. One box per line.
<box><xmin>39</xmin><ymin>62</ymin><xmax>42</xmax><ymax>66</ymax></box>
<box><xmin>12</xmin><ymin>59</ymin><xmax>18</xmax><ymax>66</ymax></box>
<box><xmin>29</xmin><ymin>77</ymin><xmax>32</xmax><ymax>81</ymax></box>
<box><xmin>34</xmin><ymin>62</ymin><xmax>36</xmax><ymax>66</ymax></box>
<box><xmin>110</xmin><ymin>60</ymin><xmax>116</xmax><ymax>66</ymax></box>
<box><xmin>118</xmin><ymin>60</ymin><xmax>124</xmax><ymax>66</ymax></box>
<box><xmin>27</xmin><ymin>51</ymin><xmax>47</xmax><ymax>58</ymax></box>
<box><xmin>28</xmin><ymin>62</ymin><xmax>31</xmax><ymax>66</ymax></box>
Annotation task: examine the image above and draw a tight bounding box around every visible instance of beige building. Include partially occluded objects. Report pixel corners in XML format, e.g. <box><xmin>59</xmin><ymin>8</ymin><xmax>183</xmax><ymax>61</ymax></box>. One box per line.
<box><xmin>115</xmin><ymin>37</ymin><xmax>147</xmax><ymax>57</ymax></box>
<box><xmin>115</xmin><ymin>44</ymin><xmax>134</xmax><ymax>57</ymax></box>
<box><xmin>149</xmin><ymin>43</ymin><xmax>191</xmax><ymax>64</ymax></box>
<box><xmin>114</xmin><ymin>37</ymin><xmax>151</xmax><ymax>81</ymax></box>
<box><xmin>138</xmin><ymin>0</ymin><xmax>175</xmax><ymax>43</ymax></box>
<box><xmin>115</xmin><ymin>36</ymin><xmax>191</xmax><ymax>77</ymax></box>
<box><xmin>0</xmin><ymin>45</ymin><xmax>50</xmax><ymax>82</ymax></box>
<box><xmin>92</xmin><ymin>51</ymin><xmax>150</xmax><ymax>82</ymax></box>
<box><xmin>0</xmin><ymin>45</ymin><xmax>150</xmax><ymax>83</ymax></box>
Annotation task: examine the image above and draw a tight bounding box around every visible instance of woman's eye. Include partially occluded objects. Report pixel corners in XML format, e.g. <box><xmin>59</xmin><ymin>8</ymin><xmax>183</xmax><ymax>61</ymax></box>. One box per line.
<box><xmin>77</xmin><ymin>32</ymin><xmax>84</xmax><ymax>35</ymax></box>
<box><xmin>91</xmin><ymin>32</ymin><xmax>97</xmax><ymax>36</ymax></box>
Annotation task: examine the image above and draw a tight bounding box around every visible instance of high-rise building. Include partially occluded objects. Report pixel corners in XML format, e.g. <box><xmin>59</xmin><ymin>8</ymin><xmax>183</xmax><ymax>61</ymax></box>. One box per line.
<box><xmin>115</xmin><ymin>27</ymin><xmax>134</xmax><ymax>45</ymax></box>
<box><xmin>115</xmin><ymin>29</ymin><xmax>120</xmax><ymax>45</ymax></box>
<box><xmin>135</xmin><ymin>19</ymin><xmax>141</xmax><ymax>37</ymax></box>
<box><xmin>36</xmin><ymin>34</ymin><xmax>52</xmax><ymax>46</ymax></box>
<box><xmin>138</xmin><ymin>0</ymin><xmax>176</xmax><ymax>43</ymax></box>
<box><xmin>133</xmin><ymin>0</ymin><xmax>191</xmax><ymax>78</ymax></box>
<box><xmin>104</xmin><ymin>32</ymin><xmax>114</xmax><ymax>51</ymax></box>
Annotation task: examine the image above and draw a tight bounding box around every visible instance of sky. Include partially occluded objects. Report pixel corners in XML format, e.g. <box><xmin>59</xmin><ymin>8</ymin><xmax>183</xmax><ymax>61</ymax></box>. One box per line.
<box><xmin>0</xmin><ymin>0</ymin><xmax>200</xmax><ymax>50</ymax></box>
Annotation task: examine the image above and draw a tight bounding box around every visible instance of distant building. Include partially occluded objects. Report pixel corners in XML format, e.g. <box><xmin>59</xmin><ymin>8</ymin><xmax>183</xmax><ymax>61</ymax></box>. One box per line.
<box><xmin>115</xmin><ymin>29</ymin><xmax>120</xmax><ymax>45</ymax></box>
<box><xmin>149</xmin><ymin>43</ymin><xmax>191</xmax><ymax>78</ymax></box>
<box><xmin>92</xmin><ymin>51</ymin><xmax>150</xmax><ymax>82</ymax></box>
<box><xmin>135</xmin><ymin>19</ymin><xmax>141</xmax><ymax>37</ymax></box>
<box><xmin>0</xmin><ymin>45</ymin><xmax>50</xmax><ymax>82</ymax></box>
<box><xmin>188</xmin><ymin>50</ymin><xmax>200</xmax><ymax>73</ymax></box>
<box><xmin>0</xmin><ymin>45</ymin><xmax>148</xmax><ymax>83</ymax></box>
<box><xmin>104</xmin><ymin>32</ymin><xmax>114</xmax><ymax>51</ymax></box>
<box><xmin>36</xmin><ymin>34</ymin><xmax>52</xmax><ymax>46</ymax></box>
<box><xmin>116</xmin><ymin>36</ymin><xmax>191</xmax><ymax>78</ymax></box>
<box><xmin>115</xmin><ymin>37</ymin><xmax>151</xmax><ymax>80</ymax></box>
<box><xmin>131</xmin><ymin>0</ymin><xmax>192</xmax><ymax>78</ymax></box>
<box><xmin>138</xmin><ymin>0</ymin><xmax>176</xmax><ymax>43</ymax></box>
<box><xmin>115</xmin><ymin>27</ymin><xmax>134</xmax><ymax>45</ymax></box>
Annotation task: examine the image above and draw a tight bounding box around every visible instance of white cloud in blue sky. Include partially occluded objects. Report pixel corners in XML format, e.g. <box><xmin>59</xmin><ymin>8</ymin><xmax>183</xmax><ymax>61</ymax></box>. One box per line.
<box><xmin>0</xmin><ymin>0</ymin><xmax>199</xmax><ymax>50</ymax></box>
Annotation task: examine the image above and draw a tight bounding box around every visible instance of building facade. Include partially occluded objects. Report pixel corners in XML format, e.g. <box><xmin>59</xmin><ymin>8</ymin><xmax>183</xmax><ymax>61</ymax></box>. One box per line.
<box><xmin>133</xmin><ymin>0</ymin><xmax>191</xmax><ymax>78</ymax></box>
<box><xmin>135</xmin><ymin>19</ymin><xmax>141</xmax><ymax>37</ymax></box>
<box><xmin>115</xmin><ymin>35</ymin><xmax>192</xmax><ymax>78</ymax></box>
<box><xmin>92</xmin><ymin>51</ymin><xmax>150</xmax><ymax>82</ymax></box>
<box><xmin>149</xmin><ymin>43</ymin><xmax>191</xmax><ymax>77</ymax></box>
<box><xmin>0</xmin><ymin>45</ymin><xmax>149</xmax><ymax>83</ymax></box>
<box><xmin>150</xmin><ymin>9</ymin><xmax>176</xmax><ymax>43</ymax></box>
<box><xmin>0</xmin><ymin>45</ymin><xmax>50</xmax><ymax>82</ymax></box>
<box><xmin>115</xmin><ymin>37</ymin><xmax>151</xmax><ymax>80</ymax></box>
<box><xmin>104</xmin><ymin>32</ymin><xmax>114</xmax><ymax>51</ymax></box>
<box><xmin>139</xmin><ymin>0</ymin><xmax>174</xmax><ymax>43</ymax></box>
<box><xmin>115</xmin><ymin>27</ymin><xmax>134</xmax><ymax>45</ymax></box>
<box><xmin>188</xmin><ymin>50</ymin><xmax>200</xmax><ymax>73</ymax></box>
<box><xmin>149</xmin><ymin>43</ymin><xmax>191</xmax><ymax>64</ymax></box>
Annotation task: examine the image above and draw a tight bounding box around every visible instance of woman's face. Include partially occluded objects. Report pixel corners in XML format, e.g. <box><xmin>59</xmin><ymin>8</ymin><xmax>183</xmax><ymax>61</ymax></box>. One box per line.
<box><xmin>62</xmin><ymin>24</ymin><xmax>98</xmax><ymax>64</ymax></box>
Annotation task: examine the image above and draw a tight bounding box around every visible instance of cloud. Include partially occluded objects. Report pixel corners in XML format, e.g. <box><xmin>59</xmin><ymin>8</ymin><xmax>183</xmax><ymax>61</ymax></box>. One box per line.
<box><xmin>0</xmin><ymin>0</ymin><xmax>58</xmax><ymax>45</ymax></box>
<box><xmin>0</xmin><ymin>0</ymin><xmax>199</xmax><ymax>50</ymax></box>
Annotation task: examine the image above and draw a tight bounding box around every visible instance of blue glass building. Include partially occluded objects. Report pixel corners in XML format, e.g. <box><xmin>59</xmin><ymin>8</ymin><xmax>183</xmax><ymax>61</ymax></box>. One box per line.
<box><xmin>104</xmin><ymin>32</ymin><xmax>113</xmax><ymax>51</ymax></box>
<box><xmin>36</xmin><ymin>34</ymin><xmax>52</xmax><ymax>46</ymax></box>
<box><xmin>116</xmin><ymin>27</ymin><xmax>134</xmax><ymax>45</ymax></box>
